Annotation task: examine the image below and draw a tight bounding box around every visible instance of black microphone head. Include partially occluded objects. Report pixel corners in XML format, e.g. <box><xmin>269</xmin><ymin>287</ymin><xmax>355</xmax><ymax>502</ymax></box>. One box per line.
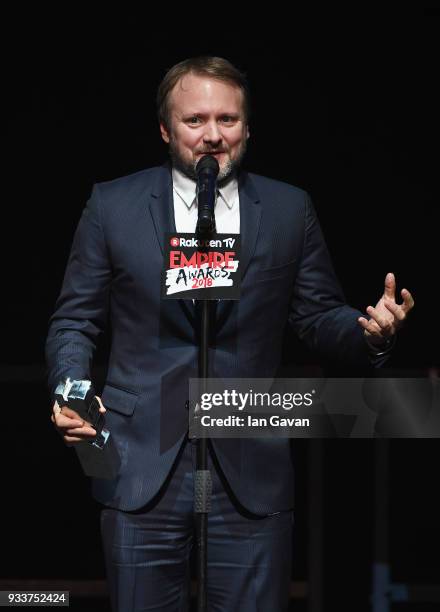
<box><xmin>196</xmin><ymin>154</ymin><xmax>220</xmax><ymax>177</ymax></box>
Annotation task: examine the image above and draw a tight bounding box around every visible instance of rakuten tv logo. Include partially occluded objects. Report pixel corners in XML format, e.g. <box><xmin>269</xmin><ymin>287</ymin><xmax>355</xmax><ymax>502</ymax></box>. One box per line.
<box><xmin>169</xmin><ymin>236</ymin><xmax>224</xmax><ymax>248</ymax></box>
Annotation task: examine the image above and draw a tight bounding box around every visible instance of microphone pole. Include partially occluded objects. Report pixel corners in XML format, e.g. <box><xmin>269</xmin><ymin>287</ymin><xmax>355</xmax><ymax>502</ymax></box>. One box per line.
<box><xmin>196</xmin><ymin>154</ymin><xmax>219</xmax><ymax>234</ymax></box>
<box><xmin>194</xmin><ymin>154</ymin><xmax>219</xmax><ymax>612</ymax></box>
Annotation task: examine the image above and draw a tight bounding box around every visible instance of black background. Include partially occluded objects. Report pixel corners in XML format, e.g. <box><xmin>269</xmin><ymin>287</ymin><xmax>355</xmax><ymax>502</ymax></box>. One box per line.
<box><xmin>3</xmin><ymin>9</ymin><xmax>439</xmax><ymax>611</ymax></box>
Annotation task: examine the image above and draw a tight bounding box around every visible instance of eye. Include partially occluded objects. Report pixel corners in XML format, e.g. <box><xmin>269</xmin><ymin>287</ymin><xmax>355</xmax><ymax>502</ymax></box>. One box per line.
<box><xmin>186</xmin><ymin>116</ymin><xmax>202</xmax><ymax>125</ymax></box>
<box><xmin>220</xmin><ymin>115</ymin><xmax>237</xmax><ymax>124</ymax></box>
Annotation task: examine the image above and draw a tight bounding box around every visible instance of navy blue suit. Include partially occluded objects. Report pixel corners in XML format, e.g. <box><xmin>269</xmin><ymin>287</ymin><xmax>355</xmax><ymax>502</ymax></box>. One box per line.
<box><xmin>46</xmin><ymin>164</ymin><xmax>371</xmax><ymax>515</ymax></box>
<box><xmin>47</xmin><ymin>164</ymin><xmax>375</xmax><ymax>609</ymax></box>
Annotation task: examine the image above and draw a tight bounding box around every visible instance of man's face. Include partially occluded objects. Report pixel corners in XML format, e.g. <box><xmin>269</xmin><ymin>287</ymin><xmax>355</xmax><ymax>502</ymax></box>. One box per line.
<box><xmin>160</xmin><ymin>73</ymin><xmax>250</xmax><ymax>183</ymax></box>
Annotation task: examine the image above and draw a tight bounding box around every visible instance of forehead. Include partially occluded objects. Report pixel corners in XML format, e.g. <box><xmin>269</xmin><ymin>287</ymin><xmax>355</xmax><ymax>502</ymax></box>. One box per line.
<box><xmin>168</xmin><ymin>73</ymin><xmax>244</xmax><ymax>115</ymax></box>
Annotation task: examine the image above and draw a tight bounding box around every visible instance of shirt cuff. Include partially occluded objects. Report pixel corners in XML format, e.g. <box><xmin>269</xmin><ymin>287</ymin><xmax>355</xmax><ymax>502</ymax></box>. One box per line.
<box><xmin>364</xmin><ymin>334</ymin><xmax>396</xmax><ymax>357</ymax></box>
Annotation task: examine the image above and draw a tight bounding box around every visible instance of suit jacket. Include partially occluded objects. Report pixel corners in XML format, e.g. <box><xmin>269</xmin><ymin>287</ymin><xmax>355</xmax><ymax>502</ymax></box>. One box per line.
<box><xmin>46</xmin><ymin>164</ymin><xmax>371</xmax><ymax>514</ymax></box>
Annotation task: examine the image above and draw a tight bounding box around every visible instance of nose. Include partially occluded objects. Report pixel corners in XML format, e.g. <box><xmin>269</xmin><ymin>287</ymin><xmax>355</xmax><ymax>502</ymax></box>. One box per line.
<box><xmin>203</xmin><ymin>120</ymin><xmax>222</xmax><ymax>147</ymax></box>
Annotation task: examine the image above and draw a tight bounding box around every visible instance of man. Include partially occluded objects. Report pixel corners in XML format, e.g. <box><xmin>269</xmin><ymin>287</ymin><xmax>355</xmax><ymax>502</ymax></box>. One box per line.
<box><xmin>47</xmin><ymin>57</ymin><xmax>414</xmax><ymax>611</ymax></box>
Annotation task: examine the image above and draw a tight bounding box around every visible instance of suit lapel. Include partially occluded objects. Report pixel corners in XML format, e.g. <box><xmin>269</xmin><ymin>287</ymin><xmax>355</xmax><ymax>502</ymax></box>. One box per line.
<box><xmin>148</xmin><ymin>164</ymin><xmax>176</xmax><ymax>255</ymax></box>
<box><xmin>237</xmin><ymin>171</ymin><xmax>262</xmax><ymax>280</ymax></box>
<box><xmin>148</xmin><ymin>164</ymin><xmax>195</xmax><ymax>323</ymax></box>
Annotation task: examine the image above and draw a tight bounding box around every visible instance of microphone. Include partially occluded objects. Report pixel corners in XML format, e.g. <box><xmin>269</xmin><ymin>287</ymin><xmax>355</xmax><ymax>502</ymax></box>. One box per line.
<box><xmin>196</xmin><ymin>155</ymin><xmax>220</xmax><ymax>235</ymax></box>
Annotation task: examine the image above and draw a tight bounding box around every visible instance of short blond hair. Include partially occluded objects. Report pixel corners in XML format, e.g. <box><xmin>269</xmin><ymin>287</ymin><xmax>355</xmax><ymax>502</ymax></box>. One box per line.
<box><xmin>157</xmin><ymin>56</ymin><xmax>250</xmax><ymax>130</ymax></box>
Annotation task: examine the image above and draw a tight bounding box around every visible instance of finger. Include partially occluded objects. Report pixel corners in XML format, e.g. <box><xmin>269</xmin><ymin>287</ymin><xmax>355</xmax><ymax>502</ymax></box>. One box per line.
<box><xmin>66</xmin><ymin>425</ymin><xmax>96</xmax><ymax>436</ymax></box>
<box><xmin>53</xmin><ymin>401</ymin><xmax>62</xmax><ymax>417</ymax></box>
<box><xmin>59</xmin><ymin>406</ymin><xmax>83</xmax><ymax>421</ymax></box>
<box><xmin>357</xmin><ymin>317</ymin><xmax>383</xmax><ymax>336</ymax></box>
<box><xmin>384</xmin><ymin>300</ymin><xmax>406</xmax><ymax>322</ymax></box>
<box><xmin>55</xmin><ymin>414</ymin><xmax>84</xmax><ymax>429</ymax></box>
<box><xmin>95</xmin><ymin>396</ymin><xmax>106</xmax><ymax>413</ymax></box>
<box><xmin>366</xmin><ymin>306</ymin><xmax>393</xmax><ymax>333</ymax></box>
<box><xmin>64</xmin><ymin>435</ymin><xmax>87</xmax><ymax>445</ymax></box>
<box><xmin>357</xmin><ymin>316</ymin><xmax>371</xmax><ymax>331</ymax></box>
<box><xmin>401</xmin><ymin>288</ymin><xmax>415</xmax><ymax>313</ymax></box>
<box><xmin>51</xmin><ymin>414</ymin><xmax>68</xmax><ymax>427</ymax></box>
<box><xmin>383</xmin><ymin>272</ymin><xmax>396</xmax><ymax>300</ymax></box>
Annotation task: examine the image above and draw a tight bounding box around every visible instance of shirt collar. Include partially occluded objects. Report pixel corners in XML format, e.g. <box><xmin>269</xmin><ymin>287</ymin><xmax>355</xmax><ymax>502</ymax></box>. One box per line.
<box><xmin>217</xmin><ymin>174</ymin><xmax>237</xmax><ymax>210</ymax></box>
<box><xmin>172</xmin><ymin>167</ymin><xmax>196</xmax><ymax>210</ymax></box>
<box><xmin>172</xmin><ymin>166</ymin><xmax>237</xmax><ymax>210</ymax></box>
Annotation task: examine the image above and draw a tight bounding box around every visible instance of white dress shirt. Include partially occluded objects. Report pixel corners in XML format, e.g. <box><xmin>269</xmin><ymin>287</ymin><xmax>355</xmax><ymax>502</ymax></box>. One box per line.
<box><xmin>172</xmin><ymin>167</ymin><xmax>240</xmax><ymax>234</ymax></box>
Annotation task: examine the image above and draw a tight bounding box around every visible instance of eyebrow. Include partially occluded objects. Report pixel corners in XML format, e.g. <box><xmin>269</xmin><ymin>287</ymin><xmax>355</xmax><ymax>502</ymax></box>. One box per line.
<box><xmin>182</xmin><ymin>112</ymin><xmax>241</xmax><ymax>118</ymax></box>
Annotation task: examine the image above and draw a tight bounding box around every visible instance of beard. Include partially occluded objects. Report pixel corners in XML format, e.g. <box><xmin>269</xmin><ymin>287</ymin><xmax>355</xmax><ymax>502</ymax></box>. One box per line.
<box><xmin>168</xmin><ymin>137</ymin><xmax>247</xmax><ymax>187</ymax></box>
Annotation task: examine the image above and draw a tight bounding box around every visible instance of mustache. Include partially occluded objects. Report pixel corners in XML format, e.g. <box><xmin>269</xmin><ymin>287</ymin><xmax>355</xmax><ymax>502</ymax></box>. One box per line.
<box><xmin>196</xmin><ymin>149</ymin><xmax>228</xmax><ymax>154</ymax></box>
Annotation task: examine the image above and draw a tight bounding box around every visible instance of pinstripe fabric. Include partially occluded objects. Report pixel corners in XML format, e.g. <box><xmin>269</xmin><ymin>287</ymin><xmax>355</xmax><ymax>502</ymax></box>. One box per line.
<box><xmin>100</xmin><ymin>438</ymin><xmax>293</xmax><ymax>611</ymax></box>
<box><xmin>46</xmin><ymin>164</ymin><xmax>372</xmax><ymax>514</ymax></box>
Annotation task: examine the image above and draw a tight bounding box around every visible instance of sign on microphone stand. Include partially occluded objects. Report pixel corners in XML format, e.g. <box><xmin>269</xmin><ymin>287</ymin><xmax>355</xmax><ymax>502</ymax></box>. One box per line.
<box><xmin>161</xmin><ymin>232</ymin><xmax>241</xmax><ymax>300</ymax></box>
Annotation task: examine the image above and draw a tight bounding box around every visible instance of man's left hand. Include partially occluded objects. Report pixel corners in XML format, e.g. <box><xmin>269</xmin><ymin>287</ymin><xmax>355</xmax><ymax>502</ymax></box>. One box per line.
<box><xmin>357</xmin><ymin>272</ymin><xmax>414</xmax><ymax>346</ymax></box>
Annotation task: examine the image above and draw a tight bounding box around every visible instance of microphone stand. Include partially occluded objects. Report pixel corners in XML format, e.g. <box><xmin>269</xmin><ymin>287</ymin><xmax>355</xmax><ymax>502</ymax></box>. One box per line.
<box><xmin>195</xmin><ymin>295</ymin><xmax>211</xmax><ymax>612</ymax></box>
<box><xmin>194</xmin><ymin>157</ymin><xmax>218</xmax><ymax>612</ymax></box>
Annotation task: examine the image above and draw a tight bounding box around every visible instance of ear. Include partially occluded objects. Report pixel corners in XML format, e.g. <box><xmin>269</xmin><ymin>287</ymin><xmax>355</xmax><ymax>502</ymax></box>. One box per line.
<box><xmin>160</xmin><ymin>122</ymin><xmax>170</xmax><ymax>144</ymax></box>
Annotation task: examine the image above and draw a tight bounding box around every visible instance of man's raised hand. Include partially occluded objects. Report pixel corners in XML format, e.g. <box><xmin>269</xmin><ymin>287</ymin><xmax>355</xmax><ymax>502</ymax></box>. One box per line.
<box><xmin>357</xmin><ymin>272</ymin><xmax>414</xmax><ymax>346</ymax></box>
